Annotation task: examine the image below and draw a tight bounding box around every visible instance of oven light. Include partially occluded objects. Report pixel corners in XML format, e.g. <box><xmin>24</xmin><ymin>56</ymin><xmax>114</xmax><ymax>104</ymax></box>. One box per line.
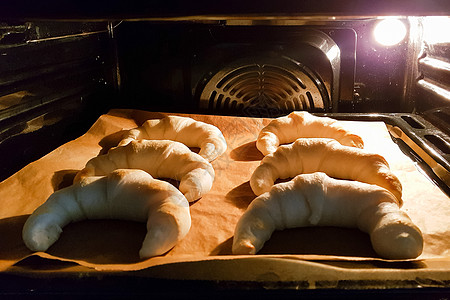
<box><xmin>373</xmin><ymin>18</ymin><xmax>407</xmax><ymax>46</ymax></box>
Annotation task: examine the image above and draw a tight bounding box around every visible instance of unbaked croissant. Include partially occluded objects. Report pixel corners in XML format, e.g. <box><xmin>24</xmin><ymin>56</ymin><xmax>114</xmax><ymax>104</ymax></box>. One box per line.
<box><xmin>118</xmin><ymin>115</ymin><xmax>227</xmax><ymax>162</ymax></box>
<box><xmin>256</xmin><ymin>111</ymin><xmax>364</xmax><ymax>156</ymax></box>
<box><xmin>23</xmin><ymin>169</ymin><xmax>191</xmax><ymax>259</ymax></box>
<box><xmin>74</xmin><ymin>139</ymin><xmax>215</xmax><ymax>202</ymax></box>
<box><xmin>250</xmin><ymin>138</ymin><xmax>402</xmax><ymax>203</ymax></box>
<box><xmin>233</xmin><ymin>172</ymin><xmax>423</xmax><ymax>260</ymax></box>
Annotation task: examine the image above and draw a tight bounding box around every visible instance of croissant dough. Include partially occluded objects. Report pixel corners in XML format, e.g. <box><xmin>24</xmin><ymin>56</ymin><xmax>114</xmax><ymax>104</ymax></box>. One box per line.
<box><xmin>119</xmin><ymin>115</ymin><xmax>227</xmax><ymax>162</ymax></box>
<box><xmin>234</xmin><ymin>172</ymin><xmax>423</xmax><ymax>260</ymax></box>
<box><xmin>75</xmin><ymin>140</ymin><xmax>215</xmax><ymax>202</ymax></box>
<box><xmin>256</xmin><ymin>111</ymin><xmax>364</xmax><ymax>156</ymax></box>
<box><xmin>23</xmin><ymin>169</ymin><xmax>191</xmax><ymax>259</ymax></box>
<box><xmin>250</xmin><ymin>138</ymin><xmax>402</xmax><ymax>203</ymax></box>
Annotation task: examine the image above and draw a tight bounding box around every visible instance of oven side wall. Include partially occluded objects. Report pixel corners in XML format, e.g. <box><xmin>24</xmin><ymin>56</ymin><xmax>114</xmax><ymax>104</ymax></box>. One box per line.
<box><xmin>0</xmin><ymin>22</ymin><xmax>118</xmax><ymax>181</ymax></box>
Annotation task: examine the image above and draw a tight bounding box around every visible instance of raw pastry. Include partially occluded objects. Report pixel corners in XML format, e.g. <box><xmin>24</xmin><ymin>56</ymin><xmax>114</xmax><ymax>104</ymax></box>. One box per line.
<box><xmin>23</xmin><ymin>169</ymin><xmax>191</xmax><ymax>259</ymax></box>
<box><xmin>256</xmin><ymin>111</ymin><xmax>364</xmax><ymax>156</ymax></box>
<box><xmin>250</xmin><ymin>138</ymin><xmax>402</xmax><ymax>203</ymax></box>
<box><xmin>233</xmin><ymin>172</ymin><xmax>423</xmax><ymax>260</ymax></box>
<box><xmin>75</xmin><ymin>139</ymin><xmax>215</xmax><ymax>202</ymax></box>
<box><xmin>119</xmin><ymin>115</ymin><xmax>227</xmax><ymax>162</ymax></box>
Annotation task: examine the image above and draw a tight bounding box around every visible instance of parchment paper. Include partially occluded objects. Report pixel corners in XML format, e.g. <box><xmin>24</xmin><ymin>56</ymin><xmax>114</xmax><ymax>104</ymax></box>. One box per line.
<box><xmin>0</xmin><ymin>109</ymin><xmax>449</xmax><ymax>274</ymax></box>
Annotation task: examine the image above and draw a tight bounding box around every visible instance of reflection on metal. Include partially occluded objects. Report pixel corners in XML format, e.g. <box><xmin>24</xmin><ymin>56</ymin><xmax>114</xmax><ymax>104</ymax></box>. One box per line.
<box><xmin>0</xmin><ymin>91</ymin><xmax>33</xmax><ymax>111</ymax></box>
<box><xmin>422</xmin><ymin>16</ymin><xmax>450</xmax><ymax>44</ymax></box>
<box><xmin>419</xmin><ymin>56</ymin><xmax>450</xmax><ymax>73</ymax></box>
<box><xmin>135</xmin><ymin>16</ymin><xmax>374</xmax><ymax>24</ymax></box>
<box><xmin>387</xmin><ymin>124</ymin><xmax>450</xmax><ymax>187</ymax></box>
<box><xmin>21</xmin><ymin>113</ymin><xmax>62</xmax><ymax>134</ymax></box>
<box><xmin>26</xmin><ymin>29</ymin><xmax>108</xmax><ymax>44</ymax></box>
<box><xmin>108</xmin><ymin>21</ymin><xmax>122</xmax><ymax>91</ymax></box>
<box><xmin>418</xmin><ymin>79</ymin><xmax>450</xmax><ymax>101</ymax></box>
<box><xmin>326</xmin><ymin>45</ymin><xmax>340</xmax><ymax>61</ymax></box>
<box><xmin>0</xmin><ymin>23</ymin><xmax>29</xmax><ymax>43</ymax></box>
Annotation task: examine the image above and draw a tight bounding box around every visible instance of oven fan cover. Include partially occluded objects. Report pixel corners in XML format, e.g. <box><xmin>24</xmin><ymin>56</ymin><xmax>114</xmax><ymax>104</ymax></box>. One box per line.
<box><xmin>198</xmin><ymin>56</ymin><xmax>330</xmax><ymax>117</ymax></box>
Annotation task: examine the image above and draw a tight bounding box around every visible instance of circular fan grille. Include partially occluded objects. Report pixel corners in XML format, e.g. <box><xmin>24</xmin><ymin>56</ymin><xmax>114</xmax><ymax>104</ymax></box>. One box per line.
<box><xmin>199</xmin><ymin>57</ymin><xmax>329</xmax><ymax>116</ymax></box>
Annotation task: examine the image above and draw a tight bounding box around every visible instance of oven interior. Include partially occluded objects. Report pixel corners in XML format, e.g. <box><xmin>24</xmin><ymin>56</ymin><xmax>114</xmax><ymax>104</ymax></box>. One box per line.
<box><xmin>1</xmin><ymin>2</ymin><xmax>450</xmax><ymax>296</ymax></box>
<box><xmin>1</xmin><ymin>15</ymin><xmax>449</xmax><ymax>196</ymax></box>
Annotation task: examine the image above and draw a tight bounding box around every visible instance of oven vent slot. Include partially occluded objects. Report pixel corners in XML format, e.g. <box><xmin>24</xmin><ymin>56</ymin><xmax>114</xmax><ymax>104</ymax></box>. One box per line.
<box><xmin>401</xmin><ymin>115</ymin><xmax>425</xmax><ymax>129</ymax></box>
<box><xmin>424</xmin><ymin>135</ymin><xmax>450</xmax><ymax>155</ymax></box>
<box><xmin>199</xmin><ymin>56</ymin><xmax>329</xmax><ymax>117</ymax></box>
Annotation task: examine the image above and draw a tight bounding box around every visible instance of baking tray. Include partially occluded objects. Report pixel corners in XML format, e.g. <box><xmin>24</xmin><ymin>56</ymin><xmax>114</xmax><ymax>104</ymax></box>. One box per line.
<box><xmin>0</xmin><ymin>109</ymin><xmax>449</xmax><ymax>296</ymax></box>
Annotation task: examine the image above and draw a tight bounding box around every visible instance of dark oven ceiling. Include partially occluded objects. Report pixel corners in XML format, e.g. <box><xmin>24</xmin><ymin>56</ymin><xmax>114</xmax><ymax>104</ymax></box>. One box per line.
<box><xmin>1</xmin><ymin>0</ymin><xmax>449</xmax><ymax>20</ymax></box>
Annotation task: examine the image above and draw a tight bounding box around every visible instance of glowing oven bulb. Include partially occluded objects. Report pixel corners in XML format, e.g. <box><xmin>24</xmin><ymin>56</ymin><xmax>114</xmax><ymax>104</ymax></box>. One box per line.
<box><xmin>373</xmin><ymin>18</ymin><xmax>407</xmax><ymax>46</ymax></box>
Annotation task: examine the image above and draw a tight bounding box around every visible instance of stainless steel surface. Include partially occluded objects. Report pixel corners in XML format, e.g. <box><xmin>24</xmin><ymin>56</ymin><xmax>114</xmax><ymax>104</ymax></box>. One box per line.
<box><xmin>199</xmin><ymin>56</ymin><xmax>328</xmax><ymax>115</ymax></box>
<box><xmin>198</xmin><ymin>28</ymin><xmax>342</xmax><ymax>115</ymax></box>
